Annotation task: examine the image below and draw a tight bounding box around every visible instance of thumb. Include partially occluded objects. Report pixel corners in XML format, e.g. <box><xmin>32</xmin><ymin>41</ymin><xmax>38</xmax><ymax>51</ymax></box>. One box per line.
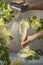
<box><xmin>22</xmin><ymin>36</ymin><xmax>27</xmax><ymax>42</ymax></box>
<box><xmin>23</xmin><ymin>38</ymin><xmax>29</xmax><ymax>44</ymax></box>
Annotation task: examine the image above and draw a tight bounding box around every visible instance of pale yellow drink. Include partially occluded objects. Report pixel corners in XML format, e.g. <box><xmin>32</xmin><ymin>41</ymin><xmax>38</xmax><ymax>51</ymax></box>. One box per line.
<box><xmin>20</xmin><ymin>20</ymin><xmax>29</xmax><ymax>41</ymax></box>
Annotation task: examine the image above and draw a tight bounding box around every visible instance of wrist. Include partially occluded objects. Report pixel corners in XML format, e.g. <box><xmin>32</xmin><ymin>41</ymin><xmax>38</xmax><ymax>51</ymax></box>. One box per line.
<box><xmin>29</xmin><ymin>2</ymin><xmax>43</xmax><ymax>10</ymax></box>
<box><xmin>31</xmin><ymin>34</ymin><xmax>38</xmax><ymax>40</ymax></box>
<box><xmin>29</xmin><ymin>3</ymin><xmax>33</xmax><ymax>10</ymax></box>
<box><xmin>32</xmin><ymin>32</ymin><xmax>41</xmax><ymax>40</ymax></box>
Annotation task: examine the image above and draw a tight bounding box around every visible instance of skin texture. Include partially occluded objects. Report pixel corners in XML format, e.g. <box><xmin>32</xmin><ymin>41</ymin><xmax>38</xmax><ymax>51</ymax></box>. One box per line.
<box><xmin>16</xmin><ymin>1</ymin><xmax>43</xmax><ymax>10</ymax></box>
<box><xmin>29</xmin><ymin>1</ymin><xmax>43</xmax><ymax>10</ymax></box>
<box><xmin>16</xmin><ymin>0</ymin><xmax>25</xmax><ymax>5</ymax></box>
<box><xmin>21</xmin><ymin>30</ymin><xmax>43</xmax><ymax>47</ymax></box>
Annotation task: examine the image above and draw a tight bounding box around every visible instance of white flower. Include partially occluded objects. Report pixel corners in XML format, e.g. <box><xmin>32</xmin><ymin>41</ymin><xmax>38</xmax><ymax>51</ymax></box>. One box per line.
<box><xmin>31</xmin><ymin>20</ymin><xmax>41</xmax><ymax>30</ymax></box>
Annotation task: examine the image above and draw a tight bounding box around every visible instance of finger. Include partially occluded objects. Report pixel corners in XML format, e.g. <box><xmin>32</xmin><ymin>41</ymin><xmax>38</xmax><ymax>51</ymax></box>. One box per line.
<box><xmin>22</xmin><ymin>36</ymin><xmax>27</xmax><ymax>42</ymax></box>
<box><xmin>21</xmin><ymin>42</ymin><xmax>24</xmax><ymax>48</ymax></box>
<box><xmin>21</xmin><ymin>41</ymin><xmax>23</xmax><ymax>47</ymax></box>
<box><xmin>21</xmin><ymin>37</ymin><xmax>28</xmax><ymax>48</ymax></box>
<box><xmin>23</xmin><ymin>39</ymin><xmax>29</xmax><ymax>44</ymax></box>
<box><xmin>22</xmin><ymin>43</ymin><xmax>27</xmax><ymax>48</ymax></box>
<box><xmin>21</xmin><ymin>41</ymin><xmax>28</xmax><ymax>48</ymax></box>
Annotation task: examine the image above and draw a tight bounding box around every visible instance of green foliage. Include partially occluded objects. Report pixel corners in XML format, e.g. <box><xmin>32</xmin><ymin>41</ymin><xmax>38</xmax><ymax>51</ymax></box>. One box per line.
<box><xmin>0</xmin><ymin>2</ymin><xmax>14</xmax><ymax>44</ymax></box>
<box><xmin>27</xmin><ymin>16</ymin><xmax>43</xmax><ymax>31</ymax></box>
<box><xmin>32</xmin><ymin>16</ymin><xmax>37</xmax><ymax>20</ymax></box>
<box><xmin>0</xmin><ymin>2</ymin><xmax>14</xmax><ymax>24</ymax></box>
<box><xmin>25</xmin><ymin>55</ymin><xmax>33</xmax><ymax>60</ymax></box>
<box><xmin>27</xmin><ymin>16</ymin><xmax>43</xmax><ymax>39</ymax></box>
<box><xmin>28</xmin><ymin>16</ymin><xmax>41</xmax><ymax>30</ymax></box>
<box><xmin>25</xmin><ymin>49</ymin><xmax>43</xmax><ymax>60</ymax></box>
<box><xmin>27</xmin><ymin>17</ymin><xmax>32</xmax><ymax>27</ymax></box>
<box><xmin>35</xmin><ymin>49</ymin><xmax>43</xmax><ymax>55</ymax></box>
<box><xmin>33</xmin><ymin>55</ymin><xmax>40</xmax><ymax>60</ymax></box>
<box><xmin>0</xmin><ymin>38</ymin><xmax>4</xmax><ymax>43</ymax></box>
<box><xmin>25</xmin><ymin>55</ymin><xmax>40</xmax><ymax>60</ymax></box>
<box><xmin>0</xmin><ymin>2</ymin><xmax>14</xmax><ymax>65</ymax></box>
<box><xmin>0</xmin><ymin>44</ymin><xmax>10</xmax><ymax>65</ymax></box>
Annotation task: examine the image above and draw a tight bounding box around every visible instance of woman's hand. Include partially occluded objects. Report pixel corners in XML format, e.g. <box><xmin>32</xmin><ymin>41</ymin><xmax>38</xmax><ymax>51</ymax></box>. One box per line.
<box><xmin>21</xmin><ymin>30</ymin><xmax>43</xmax><ymax>48</ymax></box>
<box><xmin>21</xmin><ymin>35</ymin><xmax>35</xmax><ymax>48</ymax></box>
<box><xmin>21</xmin><ymin>34</ymin><xmax>38</xmax><ymax>48</ymax></box>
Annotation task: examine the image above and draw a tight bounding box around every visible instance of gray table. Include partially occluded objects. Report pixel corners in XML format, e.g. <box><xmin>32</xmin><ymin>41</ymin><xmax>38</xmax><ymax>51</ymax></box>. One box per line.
<box><xmin>9</xmin><ymin>53</ymin><xmax>43</xmax><ymax>65</ymax></box>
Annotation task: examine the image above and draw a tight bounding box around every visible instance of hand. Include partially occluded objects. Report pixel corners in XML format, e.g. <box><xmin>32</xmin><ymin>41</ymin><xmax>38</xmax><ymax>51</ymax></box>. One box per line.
<box><xmin>21</xmin><ymin>30</ymin><xmax>43</xmax><ymax>48</ymax></box>
<box><xmin>21</xmin><ymin>35</ymin><xmax>36</xmax><ymax>48</ymax></box>
<box><xmin>16</xmin><ymin>1</ymin><xmax>25</xmax><ymax>5</ymax></box>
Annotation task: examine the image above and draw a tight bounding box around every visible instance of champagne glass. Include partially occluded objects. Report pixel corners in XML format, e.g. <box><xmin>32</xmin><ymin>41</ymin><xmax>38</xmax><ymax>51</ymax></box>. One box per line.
<box><xmin>19</xmin><ymin>20</ymin><xmax>29</xmax><ymax>41</ymax></box>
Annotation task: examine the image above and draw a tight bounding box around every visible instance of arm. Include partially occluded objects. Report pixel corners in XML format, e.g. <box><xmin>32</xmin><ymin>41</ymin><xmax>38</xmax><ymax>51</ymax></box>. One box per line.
<box><xmin>32</xmin><ymin>30</ymin><xmax>43</xmax><ymax>39</ymax></box>
<box><xmin>21</xmin><ymin>30</ymin><xmax>43</xmax><ymax>47</ymax></box>
<box><xmin>22</xmin><ymin>1</ymin><xmax>43</xmax><ymax>10</ymax></box>
<box><xmin>15</xmin><ymin>1</ymin><xmax>43</xmax><ymax>11</ymax></box>
<box><xmin>29</xmin><ymin>1</ymin><xmax>43</xmax><ymax>10</ymax></box>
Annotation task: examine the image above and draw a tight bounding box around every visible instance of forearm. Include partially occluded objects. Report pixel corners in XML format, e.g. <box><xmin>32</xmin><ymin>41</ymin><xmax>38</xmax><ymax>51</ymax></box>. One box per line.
<box><xmin>33</xmin><ymin>30</ymin><xmax>43</xmax><ymax>40</ymax></box>
<box><xmin>29</xmin><ymin>1</ymin><xmax>43</xmax><ymax>10</ymax></box>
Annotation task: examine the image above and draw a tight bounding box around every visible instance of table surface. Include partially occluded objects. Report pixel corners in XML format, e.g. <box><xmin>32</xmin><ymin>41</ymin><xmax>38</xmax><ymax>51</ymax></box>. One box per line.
<box><xmin>9</xmin><ymin>53</ymin><xmax>43</xmax><ymax>65</ymax></box>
